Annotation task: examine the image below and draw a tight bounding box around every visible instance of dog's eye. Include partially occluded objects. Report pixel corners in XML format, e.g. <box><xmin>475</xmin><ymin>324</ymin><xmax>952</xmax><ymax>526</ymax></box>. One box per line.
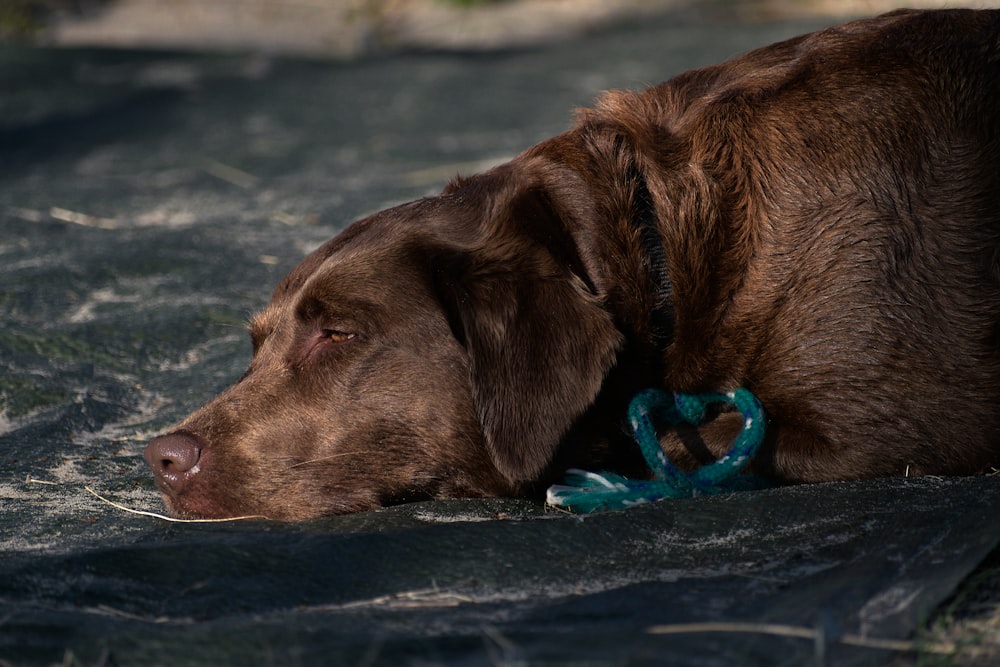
<box><xmin>322</xmin><ymin>329</ymin><xmax>355</xmax><ymax>344</ymax></box>
<box><xmin>302</xmin><ymin>328</ymin><xmax>357</xmax><ymax>365</ymax></box>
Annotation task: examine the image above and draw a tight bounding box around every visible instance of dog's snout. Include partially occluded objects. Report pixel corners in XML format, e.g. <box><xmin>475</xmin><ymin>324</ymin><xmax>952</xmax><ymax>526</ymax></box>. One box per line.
<box><xmin>145</xmin><ymin>432</ymin><xmax>204</xmax><ymax>491</ymax></box>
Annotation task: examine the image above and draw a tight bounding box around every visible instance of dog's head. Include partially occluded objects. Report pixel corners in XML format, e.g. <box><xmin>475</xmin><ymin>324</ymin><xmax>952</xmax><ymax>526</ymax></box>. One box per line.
<box><xmin>145</xmin><ymin>158</ymin><xmax>629</xmax><ymax>519</ymax></box>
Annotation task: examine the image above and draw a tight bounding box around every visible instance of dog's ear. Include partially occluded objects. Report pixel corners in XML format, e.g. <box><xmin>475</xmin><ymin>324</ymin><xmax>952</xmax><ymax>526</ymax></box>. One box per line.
<box><xmin>430</xmin><ymin>184</ymin><xmax>623</xmax><ymax>484</ymax></box>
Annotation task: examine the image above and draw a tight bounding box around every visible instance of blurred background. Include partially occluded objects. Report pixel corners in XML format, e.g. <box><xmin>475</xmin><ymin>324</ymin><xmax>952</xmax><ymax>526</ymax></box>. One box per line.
<box><xmin>2</xmin><ymin>0</ymin><xmax>991</xmax><ymax>58</ymax></box>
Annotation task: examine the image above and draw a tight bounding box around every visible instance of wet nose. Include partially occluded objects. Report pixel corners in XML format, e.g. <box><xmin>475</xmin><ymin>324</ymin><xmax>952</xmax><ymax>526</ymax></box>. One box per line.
<box><xmin>144</xmin><ymin>432</ymin><xmax>204</xmax><ymax>492</ymax></box>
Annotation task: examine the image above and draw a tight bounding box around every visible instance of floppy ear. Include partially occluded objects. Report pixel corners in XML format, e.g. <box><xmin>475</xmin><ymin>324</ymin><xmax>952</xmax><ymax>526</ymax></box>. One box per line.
<box><xmin>431</xmin><ymin>186</ymin><xmax>623</xmax><ymax>483</ymax></box>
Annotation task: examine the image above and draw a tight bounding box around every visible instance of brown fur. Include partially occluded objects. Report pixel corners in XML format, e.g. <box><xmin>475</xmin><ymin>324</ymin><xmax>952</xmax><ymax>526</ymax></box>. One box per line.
<box><xmin>147</xmin><ymin>9</ymin><xmax>1000</xmax><ymax>520</ymax></box>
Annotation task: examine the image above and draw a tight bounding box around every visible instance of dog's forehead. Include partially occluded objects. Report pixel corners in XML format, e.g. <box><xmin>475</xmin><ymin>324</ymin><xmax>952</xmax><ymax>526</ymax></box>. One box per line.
<box><xmin>247</xmin><ymin>232</ymin><xmax>398</xmax><ymax>344</ymax></box>
<box><xmin>273</xmin><ymin>202</ymin><xmax>435</xmax><ymax>297</ymax></box>
<box><xmin>253</xmin><ymin>199</ymin><xmax>452</xmax><ymax>332</ymax></box>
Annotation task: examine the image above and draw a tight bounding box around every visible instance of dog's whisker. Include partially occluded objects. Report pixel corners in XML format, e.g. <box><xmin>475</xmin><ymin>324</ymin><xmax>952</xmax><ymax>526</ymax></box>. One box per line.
<box><xmin>283</xmin><ymin>452</ymin><xmax>365</xmax><ymax>470</ymax></box>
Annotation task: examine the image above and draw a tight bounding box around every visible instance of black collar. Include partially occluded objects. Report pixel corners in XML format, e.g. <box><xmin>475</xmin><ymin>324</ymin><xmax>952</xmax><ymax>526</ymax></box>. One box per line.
<box><xmin>632</xmin><ymin>168</ymin><xmax>675</xmax><ymax>353</ymax></box>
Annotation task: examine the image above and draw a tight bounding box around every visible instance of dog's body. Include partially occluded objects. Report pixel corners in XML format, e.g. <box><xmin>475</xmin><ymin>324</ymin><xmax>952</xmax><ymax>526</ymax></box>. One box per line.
<box><xmin>147</xmin><ymin>9</ymin><xmax>1000</xmax><ymax>520</ymax></box>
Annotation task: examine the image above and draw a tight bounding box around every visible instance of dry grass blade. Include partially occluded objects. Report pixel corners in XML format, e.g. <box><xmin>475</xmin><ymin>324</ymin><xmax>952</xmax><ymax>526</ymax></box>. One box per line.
<box><xmin>646</xmin><ymin>621</ymin><xmax>956</xmax><ymax>655</ymax></box>
<box><xmin>200</xmin><ymin>158</ymin><xmax>259</xmax><ymax>189</ymax></box>
<box><xmin>48</xmin><ymin>206</ymin><xmax>120</xmax><ymax>230</ymax></box>
<box><xmin>84</xmin><ymin>486</ymin><xmax>269</xmax><ymax>523</ymax></box>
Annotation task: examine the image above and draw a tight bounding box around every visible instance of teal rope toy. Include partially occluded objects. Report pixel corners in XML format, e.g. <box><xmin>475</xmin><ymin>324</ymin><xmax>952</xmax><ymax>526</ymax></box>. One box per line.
<box><xmin>545</xmin><ymin>388</ymin><xmax>770</xmax><ymax>513</ymax></box>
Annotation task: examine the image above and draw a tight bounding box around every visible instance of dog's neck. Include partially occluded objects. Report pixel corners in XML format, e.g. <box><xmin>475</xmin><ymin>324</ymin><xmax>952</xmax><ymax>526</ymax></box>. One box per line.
<box><xmin>521</xmin><ymin>128</ymin><xmax>677</xmax><ymax>380</ymax></box>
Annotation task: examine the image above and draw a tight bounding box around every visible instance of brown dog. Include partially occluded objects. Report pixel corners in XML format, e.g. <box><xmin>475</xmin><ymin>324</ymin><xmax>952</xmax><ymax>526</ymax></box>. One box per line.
<box><xmin>146</xmin><ymin>9</ymin><xmax>1000</xmax><ymax>520</ymax></box>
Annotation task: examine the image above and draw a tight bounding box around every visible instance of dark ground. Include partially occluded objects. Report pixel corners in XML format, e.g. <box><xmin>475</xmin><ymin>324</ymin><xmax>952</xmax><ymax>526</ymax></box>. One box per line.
<box><xmin>2</xmin><ymin>8</ymin><xmax>1000</xmax><ymax>666</ymax></box>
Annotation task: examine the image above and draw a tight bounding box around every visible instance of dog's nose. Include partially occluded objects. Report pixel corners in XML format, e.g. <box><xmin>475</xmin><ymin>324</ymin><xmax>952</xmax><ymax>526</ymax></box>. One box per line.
<box><xmin>145</xmin><ymin>432</ymin><xmax>204</xmax><ymax>491</ymax></box>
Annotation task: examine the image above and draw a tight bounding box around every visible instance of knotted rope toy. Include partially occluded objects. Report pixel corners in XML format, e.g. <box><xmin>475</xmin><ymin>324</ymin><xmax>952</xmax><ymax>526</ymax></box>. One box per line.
<box><xmin>546</xmin><ymin>388</ymin><xmax>770</xmax><ymax>513</ymax></box>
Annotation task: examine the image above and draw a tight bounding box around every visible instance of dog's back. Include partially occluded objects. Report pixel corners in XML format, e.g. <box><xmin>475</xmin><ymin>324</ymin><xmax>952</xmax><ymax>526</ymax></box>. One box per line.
<box><xmin>584</xmin><ymin>9</ymin><xmax>1000</xmax><ymax>479</ymax></box>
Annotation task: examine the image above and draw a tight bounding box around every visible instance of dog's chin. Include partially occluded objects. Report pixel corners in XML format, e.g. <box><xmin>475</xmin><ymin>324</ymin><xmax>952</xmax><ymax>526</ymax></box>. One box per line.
<box><xmin>157</xmin><ymin>487</ymin><xmax>386</xmax><ymax>521</ymax></box>
<box><xmin>157</xmin><ymin>490</ymin><xmax>270</xmax><ymax>521</ymax></box>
